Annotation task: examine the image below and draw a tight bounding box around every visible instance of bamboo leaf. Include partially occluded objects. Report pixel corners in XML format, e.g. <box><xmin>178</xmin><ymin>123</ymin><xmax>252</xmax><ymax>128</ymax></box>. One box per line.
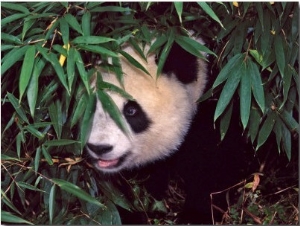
<box><xmin>274</xmin><ymin>34</ymin><xmax>286</xmax><ymax>77</ymax></box>
<box><xmin>214</xmin><ymin>62</ymin><xmax>243</xmax><ymax>121</ymax></box>
<box><xmin>220</xmin><ymin>101</ymin><xmax>233</xmax><ymax>140</ymax></box>
<box><xmin>17</xmin><ymin>181</ymin><xmax>45</xmax><ymax>192</ymax></box>
<box><xmin>74</xmin><ymin>49</ymin><xmax>91</xmax><ymax>95</ymax></box>
<box><xmin>27</xmin><ymin>57</ymin><xmax>46</xmax><ymax>117</ymax></box>
<box><xmin>174</xmin><ymin>2</ymin><xmax>183</xmax><ymax>23</ymax></box>
<box><xmin>1</xmin><ymin>211</ymin><xmax>33</xmax><ymax>225</ymax></box>
<box><xmin>240</xmin><ymin>64</ymin><xmax>251</xmax><ymax>129</ymax></box>
<box><xmin>64</xmin><ymin>14</ymin><xmax>83</xmax><ymax>35</ymax></box>
<box><xmin>34</xmin><ymin>147</ymin><xmax>42</xmax><ymax>172</ymax></box>
<box><xmin>1</xmin><ymin>13</ymin><xmax>28</xmax><ymax>26</ymax></box>
<box><xmin>156</xmin><ymin>30</ymin><xmax>175</xmax><ymax>78</ymax></box>
<box><xmin>19</xmin><ymin>45</ymin><xmax>36</xmax><ymax>101</ymax></box>
<box><xmin>1</xmin><ymin>2</ymin><xmax>30</xmax><ymax>13</ymax></box>
<box><xmin>97</xmin><ymin>85</ymin><xmax>130</xmax><ymax>136</ymax></box>
<box><xmin>82</xmin><ymin>11</ymin><xmax>91</xmax><ymax>36</ymax></box>
<box><xmin>80</xmin><ymin>93</ymin><xmax>96</xmax><ymax>150</ymax></box>
<box><xmin>1</xmin><ymin>45</ymin><xmax>29</xmax><ymax>75</ymax></box>
<box><xmin>41</xmin><ymin>146</ymin><xmax>54</xmax><ymax>165</ymax></box>
<box><xmin>120</xmin><ymin>50</ymin><xmax>150</xmax><ymax>76</ymax></box>
<box><xmin>6</xmin><ymin>93</ymin><xmax>29</xmax><ymax>124</ymax></box>
<box><xmin>249</xmin><ymin>60</ymin><xmax>265</xmax><ymax>113</ymax></box>
<box><xmin>49</xmin><ymin>185</ymin><xmax>56</xmax><ymax>225</ymax></box>
<box><xmin>175</xmin><ymin>35</ymin><xmax>215</xmax><ymax>59</ymax></box>
<box><xmin>197</xmin><ymin>2</ymin><xmax>224</xmax><ymax>28</ymax></box>
<box><xmin>77</xmin><ymin>44</ymin><xmax>118</xmax><ymax>57</ymax></box>
<box><xmin>44</xmin><ymin>139</ymin><xmax>80</xmax><ymax>146</ymax></box>
<box><xmin>60</xmin><ymin>17</ymin><xmax>69</xmax><ymax>46</ymax></box>
<box><xmin>51</xmin><ymin>178</ymin><xmax>105</xmax><ymax>208</ymax></box>
<box><xmin>36</xmin><ymin>45</ymin><xmax>69</xmax><ymax>93</ymax></box>
<box><xmin>213</xmin><ymin>54</ymin><xmax>244</xmax><ymax>88</ymax></box>
<box><xmin>256</xmin><ymin>111</ymin><xmax>277</xmax><ymax>150</ymax></box>
<box><xmin>25</xmin><ymin>125</ymin><xmax>45</xmax><ymax>139</ymax></box>
<box><xmin>72</xmin><ymin>36</ymin><xmax>115</xmax><ymax>44</ymax></box>
<box><xmin>248</xmin><ymin>107</ymin><xmax>262</xmax><ymax>143</ymax></box>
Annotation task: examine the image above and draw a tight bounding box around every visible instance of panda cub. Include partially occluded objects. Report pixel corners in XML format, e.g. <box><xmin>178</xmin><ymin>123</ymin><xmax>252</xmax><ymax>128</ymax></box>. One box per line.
<box><xmin>86</xmin><ymin>39</ymin><xmax>207</xmax><ymax>173</ymax></box>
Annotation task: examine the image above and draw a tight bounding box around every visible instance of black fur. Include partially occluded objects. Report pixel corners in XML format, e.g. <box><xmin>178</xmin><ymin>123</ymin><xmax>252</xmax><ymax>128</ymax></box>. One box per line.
<box><xmin>123</xmin><ymin>100</ymin><xmax>152</xmax><ymax>133</ymax></box>
<box><xmin>159</xmin><ymin>42</ymin><xmax>199</xmax><ymax>84</ymax></box>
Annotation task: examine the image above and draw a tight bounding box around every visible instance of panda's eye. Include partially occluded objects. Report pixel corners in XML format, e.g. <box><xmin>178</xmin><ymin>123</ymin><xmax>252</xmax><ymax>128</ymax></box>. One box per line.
<box><xmin>124</xmin><ymin>101</ymin><xmax>139</xmax><ymax>117</ymax></box>
<box><xmin>125</xmin><ymin>105</ymin><xmax>138</xmax><ymax>116</ymax></box>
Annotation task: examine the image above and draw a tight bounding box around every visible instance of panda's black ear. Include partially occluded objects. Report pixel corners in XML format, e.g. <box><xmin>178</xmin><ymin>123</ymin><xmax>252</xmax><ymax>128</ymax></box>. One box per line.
<box><xmin>158</xmin><ymin>42</ymin><xmax>200</xmax><ymax>84</ymax></box>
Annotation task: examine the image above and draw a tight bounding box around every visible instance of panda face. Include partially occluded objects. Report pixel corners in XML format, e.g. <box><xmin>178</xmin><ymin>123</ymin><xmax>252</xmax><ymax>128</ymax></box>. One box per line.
<box><xmin>86</xmin><ymin>42</ymin><xmax>206</xmax><ymax>173</ymax></box>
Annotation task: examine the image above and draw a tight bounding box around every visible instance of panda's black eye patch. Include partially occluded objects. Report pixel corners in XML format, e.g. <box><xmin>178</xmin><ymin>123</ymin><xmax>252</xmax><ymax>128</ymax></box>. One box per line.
<box><xmin>123</xmin><ymin>101</ymin><xmax>151</xmax><ymax>133</ymax></box>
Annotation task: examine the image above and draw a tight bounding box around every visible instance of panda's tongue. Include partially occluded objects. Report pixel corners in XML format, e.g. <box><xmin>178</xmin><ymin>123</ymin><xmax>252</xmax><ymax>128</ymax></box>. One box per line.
<box><xmin>98</xmin><ymin>158</ymin><xmax>119</xmax><ymax>168</ymax></box>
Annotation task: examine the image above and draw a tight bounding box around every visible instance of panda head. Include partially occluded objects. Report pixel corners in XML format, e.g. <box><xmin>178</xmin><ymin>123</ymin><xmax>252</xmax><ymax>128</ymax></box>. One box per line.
<box><xmin>86</xmin><ymin>40</ymin><xmax>207</xmax><ymax>173</ymax></box>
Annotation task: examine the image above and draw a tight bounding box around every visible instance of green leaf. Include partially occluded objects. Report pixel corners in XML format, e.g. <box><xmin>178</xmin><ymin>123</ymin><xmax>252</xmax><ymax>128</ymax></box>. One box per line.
<box><xmin>214</xmin><ymin>62</ymin><xmax>243</xmax><ymax>121</ymax></box>
<box><xmin>156</xmin><ymin>30</ymin><xmax>175</xmax><ymax>78</ymax></box>
<box><xmin>17</xmin><ymin>181</ymin><xmax>45</xmax><ymax>192</ymax></box>
<box><xmin>256</xmin><ymin>111</ymin><xmax>277</xmax><ymax>150</ymax></box>
<box><xmin>67</xmin><ymin>47</ymin><xmax>75</xmax><ymax>91</ymax></box>
<box><xmin>41</xmin><ymin>146</ymin><xmax>54</xmax><ymax>165</ymax></box>
<box><xmin>16</xmin><ymin>132</ymin><xmax>24</xmax><ymax>159</ymax></box>
<box><xmin>36</xmin><ymin>45</ymin><xmax>69</xmax><ymax>94</ymax></box>
<box><xmin>175</xmin><ymin>35</ymin><xmax>215</xmax><ymax>59</ymax></box>
<box><xmin>80</xmin><ymin>93</ymin><xmax>96</xmax><ymax>150</ymax></box>
<box><xmin>44</xmin><ymin>139</ymin><xmax>80</xmax><ymax>146</ymax></box>
<box><xmin>174</xmin><ymin>2</ymin><xmax>183</xmax><ymax>23</ymax></box>
<box><xmin>147</xmin><ymin>34</ymin><xmax>167</xmax><ymax>55</ymax></box>
<box><xmin>89</xmin><ymin>6</ymin><xmax>132</xmax><ymax>13</ymax></box>
<box><xmin>1</xmin><ymin>191</ymin><xmax>22</xmax><ymax>216</ymax></box>
<box><xmin>60</xmin><ymin>17</ymin><xmax>69</xmax><ymax>46</ymax></box>
<box><xmin>64</xmin><ymin>14</ymin><xmax>83</xmax><ymax>35</ymax></box>
<box><xmin>77</xmin><ymin>44</ymin><xmax>118</xmax><ymax>57</ymax></box>
<box><xmin>1</xmin><ymin>13</ymin><xmax>28</xmax><ymax>26</ymax></box>
<box><xmin>25</xmin><ymin>125</ymin><xmax>45</xmax><ymax>139</ymax></box>
<box><xmin>22</xmin><ymin>19</ymin><xmax>35</xmax><ymax>41</ymax></box>
<box><xmin>72</xmin><ymin>36</ymin><xmax>115</xmax><ymax>44</ymax></box>
<box><xmin>197</xmin><ymin>2</ymin><xmax>224</xmax><ymax>28</ymax></box>
<box><xmin>98</xmin><ymin>81</ymin><xmax>134</xmax><ymax>101</ymax></box>
<box><xmin>249</xmin><ymin>60</ymin><xmax>265</xmax><ymax>113</ymax></box>
<box><xmin>274</xmin><ymin>34</ymin><xmax>286</xmax><ymax>77</ymax></box>
<box><xmin>82</xmin><ymin>11</ymin><xmax>91</xmax><ymax>36</ymax></box>
<box><xmin>48</xmin><ymin>101</ymin><xmax>62</xmax><ymax>139</ymax></box>
<box><xmin>49</xmin><ymin>185</ymin><xmax>56</xmax><ymax>225</ymax></box>
<box><xmin>278</xmin><ymin>109</ymin><xmax>299</xmax><ymax>134</ymax></box>
<box><xmin>74</xmin><ymin>49</ymin><xmax>91</xmax><ymax>95</ymax></box>
<box><xmin>51</xmin><ymin>178</ymin><xmax>105</xmax><ymax>208</ymax></box>
<box><xmin>19</xmin><ymin>45</ymin><xmax>36</xmax><ymax>101</ymax></box>
<box><xmin>71</xmin><ymin>94</ymin><xmax>88</xmax><ymax>128</ymax></box>
<box><xmin>120</xmin><ymin>50</ymin><xmax>150</xmax><ymax>76</ymax></box>
<box><xmin>220</xmin><ymin>101</ymin><xmax>233</xmax><ymax>140</ymax></box>
<box><xmin>213</xmin><ymin>54</ymin><xmax>244</xmax><ymax>89</ymax></box>
<box><xmin>240</xmin><ymin>65</ymin><xmax>251</xmax><ymax>129</ymax></box>
<box><xmin>1</xmin><ymin>211</ymin><xmax>33</xmax><ymax>225</ymax></box>
<box><xmin>96</xmin><ymin>76</ymin><xmax>130</xmax><ymax>136</ymax></box>
<box><xmin>6</xmin><ymin>93</ymin><xmax>29</xmax><ymax>124</ymax></box>
<box><xmin>1</xmin><ymin>2</ymin><xmax>30</xmax><ymax>13</ymax></box>
<box><xmin>248</xmin><ymin>107</ymin><xmax>262</xmax><ymax>143</ymax></box>
<box><xmin>34</xmin><ymin>147</ymin><xmax>42</xmax><ymax>172</ymax></box>
<box><xmin>27</xmin><ymin>57</ymin><xmax>46</xmax><ymax>117</ymax></box>
<box><xmin>1</xmin><ymin>45</ymin><xmax>29</xmax><ymax>75</ymax></box>
<box><xmin>281</xmin><ymin>121</ymin><xmax>292</xmax><ymax>160</ymax></box>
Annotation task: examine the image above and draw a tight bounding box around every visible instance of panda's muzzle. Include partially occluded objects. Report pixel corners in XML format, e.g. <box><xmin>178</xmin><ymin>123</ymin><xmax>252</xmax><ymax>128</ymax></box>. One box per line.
<box><xmin>86</xmin><ymin>143</ymin><xmax>129</xmax><ymax>170</ymax></box>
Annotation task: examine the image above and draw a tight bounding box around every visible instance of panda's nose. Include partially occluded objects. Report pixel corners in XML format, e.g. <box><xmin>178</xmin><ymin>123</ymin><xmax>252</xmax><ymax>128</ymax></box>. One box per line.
<box><xmin>86</xmin><ymin>143</ymin><xmax>113</xmax><ymax>155</ymax></box>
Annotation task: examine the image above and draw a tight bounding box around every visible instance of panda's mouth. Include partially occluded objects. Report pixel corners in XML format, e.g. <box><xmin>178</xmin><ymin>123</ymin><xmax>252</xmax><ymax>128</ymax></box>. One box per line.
<box><xmin>95</xmin><ymin>153</ymin><xmax>129</xmax><ymax>170</ymax></box>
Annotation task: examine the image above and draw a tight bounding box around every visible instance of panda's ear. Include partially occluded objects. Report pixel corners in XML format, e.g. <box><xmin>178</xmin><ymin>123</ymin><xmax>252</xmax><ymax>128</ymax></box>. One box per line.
<box><xmin>158</xmin><ymin>42</ymin><xmax>200</xmax><ymax>84</ymax></box>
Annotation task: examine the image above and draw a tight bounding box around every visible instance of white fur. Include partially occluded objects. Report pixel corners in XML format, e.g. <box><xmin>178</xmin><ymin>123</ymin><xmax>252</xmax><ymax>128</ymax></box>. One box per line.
<box><xmin>87</xmin><ymin>42</ymin><xmax>207</xmax><ymax>173</ymax></box>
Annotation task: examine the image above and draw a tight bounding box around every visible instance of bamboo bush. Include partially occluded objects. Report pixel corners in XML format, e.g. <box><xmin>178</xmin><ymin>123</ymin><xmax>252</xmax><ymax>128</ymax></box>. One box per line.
<box><xmin>1</xmin><ymin>2</ymin><xmax>298</xmax><ymax>224</ymax></box>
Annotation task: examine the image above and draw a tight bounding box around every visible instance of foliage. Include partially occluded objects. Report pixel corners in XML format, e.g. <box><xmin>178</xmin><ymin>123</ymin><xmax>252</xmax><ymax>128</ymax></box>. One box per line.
<box><xmin>1</xmin><ymin>2</ymin><xmax>298</xmax><ymax>224</ymax></box>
